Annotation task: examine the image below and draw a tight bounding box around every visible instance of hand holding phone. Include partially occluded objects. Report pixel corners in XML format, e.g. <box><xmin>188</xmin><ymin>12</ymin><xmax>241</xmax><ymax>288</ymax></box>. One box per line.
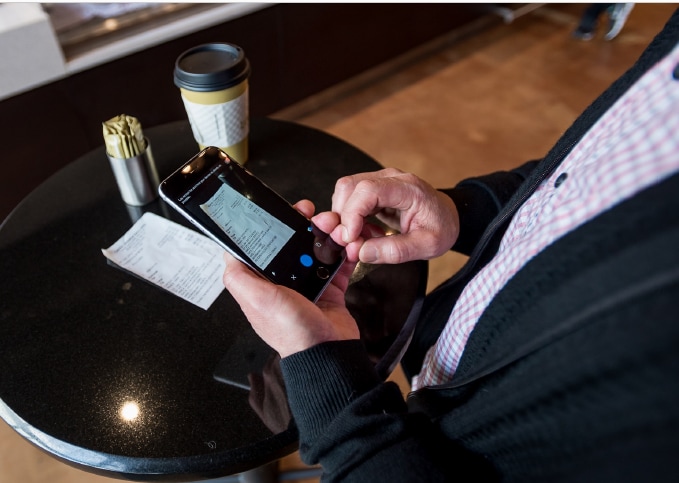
<box><xmin>159</xmin><ymin>147</ymin><xmax>346</xmax><ymax>302</ymax></box>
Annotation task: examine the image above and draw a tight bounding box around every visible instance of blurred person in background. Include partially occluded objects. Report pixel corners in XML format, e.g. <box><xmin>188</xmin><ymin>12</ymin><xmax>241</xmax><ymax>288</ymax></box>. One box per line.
<box><xmin>573</xmin><ymin>3</ymin><xmax>635</xmax><ymax>40</ymax></box>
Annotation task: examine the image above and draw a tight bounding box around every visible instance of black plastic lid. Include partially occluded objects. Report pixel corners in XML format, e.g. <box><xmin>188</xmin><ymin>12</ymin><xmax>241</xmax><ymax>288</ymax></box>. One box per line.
<box><xmin>174</xmin><ymin>43</ymin><xmax>251</xmax><ymax>92</ymax></box>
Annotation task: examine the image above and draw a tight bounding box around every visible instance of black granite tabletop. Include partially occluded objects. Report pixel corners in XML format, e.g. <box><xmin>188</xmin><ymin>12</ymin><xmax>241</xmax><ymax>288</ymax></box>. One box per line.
<box><xmin>0</xmin><ymin>119</ymin><xmax>426</xmax><ymax>481</ymax></box>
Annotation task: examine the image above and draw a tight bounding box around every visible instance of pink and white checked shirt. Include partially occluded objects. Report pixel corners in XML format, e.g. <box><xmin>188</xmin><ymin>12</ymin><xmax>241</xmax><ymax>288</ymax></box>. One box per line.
<box><xmin>413</xmin><ymin>43</ymin><xmax>679</xmax><ymax>390</ymax></box>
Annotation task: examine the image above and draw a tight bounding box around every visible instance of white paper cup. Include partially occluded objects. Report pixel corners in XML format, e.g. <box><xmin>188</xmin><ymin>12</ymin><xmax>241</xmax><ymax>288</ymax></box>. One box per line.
<box><xmin>174</xmin><ymin>43</ymin><xmax>251</xmax><ymax>164</ymax></box>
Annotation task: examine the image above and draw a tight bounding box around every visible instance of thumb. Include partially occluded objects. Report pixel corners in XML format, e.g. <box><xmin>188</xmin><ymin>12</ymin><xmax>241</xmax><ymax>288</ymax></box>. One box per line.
<box><xmin>222</xmin><ymin>253</ymin><xmax>269</xmax><ymax>308</ymax></box>
<box><xmin>357</xmin><ymin>233</ymin><xmax>415</xmax><ymax>264</ymax></box>
<box><xmin>357</xmin><ymin>229</ymin><xmax>446</xmax><ymax>264</ymax></box>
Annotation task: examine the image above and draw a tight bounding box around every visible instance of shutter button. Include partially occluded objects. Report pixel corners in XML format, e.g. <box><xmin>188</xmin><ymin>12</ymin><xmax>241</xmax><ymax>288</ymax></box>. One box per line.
<box><xmin>554</xmin><ymin>172</ymin><xmax>568</xmax><ymax>188</ymax></box>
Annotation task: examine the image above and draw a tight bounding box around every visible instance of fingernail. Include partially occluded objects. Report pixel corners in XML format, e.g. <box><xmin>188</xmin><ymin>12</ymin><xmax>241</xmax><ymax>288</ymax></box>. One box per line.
<box><xmin>341</xmin><ymin>226</ymin><xmax>350</xmax><ymax>244</ymax></box>
<box><xmin>360</xmin><ymin>245</ymin><xmax>379</xmax><ymax>263</ymax></box>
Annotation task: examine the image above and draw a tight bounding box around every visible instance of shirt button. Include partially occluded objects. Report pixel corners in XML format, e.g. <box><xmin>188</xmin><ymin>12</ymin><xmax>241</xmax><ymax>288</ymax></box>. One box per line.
<box><xmin>554</xmin><ymin>172</ymin><xmax>568</xmax><ymax>188</ymax></box>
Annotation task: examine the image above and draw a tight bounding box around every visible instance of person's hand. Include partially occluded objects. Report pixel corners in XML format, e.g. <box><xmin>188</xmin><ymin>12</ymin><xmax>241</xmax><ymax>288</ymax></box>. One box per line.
<box><xmin>313</xmin><ymin>168</ymin><xmax>459</xmax><ymax>264</ymax></box>
<box><xmin>222</xmin><ymin>200</ymin><xmax>360</xmax><ymax>358</ymax></box>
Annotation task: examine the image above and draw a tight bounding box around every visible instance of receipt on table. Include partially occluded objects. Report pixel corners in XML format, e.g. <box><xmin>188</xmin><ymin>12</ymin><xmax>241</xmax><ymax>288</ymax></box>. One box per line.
<box><xmin>102</xmin><ymin>212</ymin><xmax>225</xmax><ymax>310</ymax></box>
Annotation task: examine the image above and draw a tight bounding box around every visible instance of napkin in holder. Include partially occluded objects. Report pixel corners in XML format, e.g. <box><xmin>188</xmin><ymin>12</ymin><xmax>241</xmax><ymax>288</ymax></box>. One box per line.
<box><xmin>103</xmin><ymin>114</ymin><xmax>160</xmax><ymax>206</ymax></box>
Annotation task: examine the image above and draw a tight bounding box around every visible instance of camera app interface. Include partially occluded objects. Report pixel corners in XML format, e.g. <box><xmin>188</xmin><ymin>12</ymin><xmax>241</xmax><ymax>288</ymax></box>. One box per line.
<box><xmin>201</xmin><ymin>178</ymin><xmax>294</xmax><ymax>271</ymax></box>
<box><xmin>174</xmin><ymin>150</ymin><xmax>344</xmax><ymax>297</ymax></box>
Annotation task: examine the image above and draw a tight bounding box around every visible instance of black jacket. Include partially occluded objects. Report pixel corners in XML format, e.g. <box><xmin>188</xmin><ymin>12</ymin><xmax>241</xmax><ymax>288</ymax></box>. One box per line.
<box><xmin>280</xmin><ymin>9</ymin><xmax>679</xmax><ymax>482</ymax></box>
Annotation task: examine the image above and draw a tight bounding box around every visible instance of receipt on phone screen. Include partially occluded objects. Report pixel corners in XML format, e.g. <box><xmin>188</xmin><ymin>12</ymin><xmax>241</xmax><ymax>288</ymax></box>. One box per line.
<box><xmin>200</xmin><ymin>182</ymin><xmax>294</xmax><ymax>270</ymax></box>
<box><xmin>102</xmin><ymin>212</ymin><xmax>225</xmax><ymax>310</ymax></box>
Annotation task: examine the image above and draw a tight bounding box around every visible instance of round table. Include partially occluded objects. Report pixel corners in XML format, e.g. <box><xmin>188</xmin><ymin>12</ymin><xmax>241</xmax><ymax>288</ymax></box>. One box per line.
<box><xmin>0</xmin><ymin>119</ymin><xmax>426</xmax><ymax>481</ymax></box>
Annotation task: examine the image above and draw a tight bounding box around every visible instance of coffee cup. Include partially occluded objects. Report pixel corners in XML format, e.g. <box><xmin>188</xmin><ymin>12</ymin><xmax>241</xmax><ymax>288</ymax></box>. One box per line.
<box><xmin>174</xmin><ymin>43</ymin><xmax>251</xmax><ymax>164</ymax></box>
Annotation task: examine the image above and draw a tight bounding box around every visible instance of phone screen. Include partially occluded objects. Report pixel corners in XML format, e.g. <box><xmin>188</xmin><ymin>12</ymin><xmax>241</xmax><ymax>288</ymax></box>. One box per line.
<box><xmin>159</xmin><ymin>147</ymin><xmax>345</xmax><ymax>302</ymax></box>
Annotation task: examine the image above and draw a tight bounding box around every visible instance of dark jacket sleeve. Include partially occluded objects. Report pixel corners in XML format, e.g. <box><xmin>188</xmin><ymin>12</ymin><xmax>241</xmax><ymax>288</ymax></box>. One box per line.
<box><xmin>278</xmin><ymin>162</ymin><xmax>540</xmax><ymax>480</ymax></box>
<box><xmin>280</xmin><ymin>340</ymin><xmax>493</xmax><ymax>482</ymax></box>
<box><xmin>276</xmin><ymin>9</ymin><xmax>679</xmax><ymax>481</ymax></box>
<box><xmin>442</xmin><ymin>160</ymin><xmax>539</xmax><ymax>255</ymax></box>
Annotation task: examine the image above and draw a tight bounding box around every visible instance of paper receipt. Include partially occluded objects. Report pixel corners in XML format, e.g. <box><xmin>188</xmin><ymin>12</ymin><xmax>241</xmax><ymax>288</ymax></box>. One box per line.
<box><xmin>102</xmin><ymin>212</ymin><xmax>225</xmax><ymax>310</ymax></box>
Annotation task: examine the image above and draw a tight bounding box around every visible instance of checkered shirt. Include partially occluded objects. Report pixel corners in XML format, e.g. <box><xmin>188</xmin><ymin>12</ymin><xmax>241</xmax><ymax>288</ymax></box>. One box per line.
<box><xmin>413</xmin><ymin>42</ymin><xmax>679</xmax><ymax>390</ymax></box>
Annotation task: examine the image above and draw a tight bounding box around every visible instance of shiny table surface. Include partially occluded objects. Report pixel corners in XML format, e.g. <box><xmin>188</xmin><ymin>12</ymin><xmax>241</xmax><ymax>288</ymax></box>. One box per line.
<box><xmin>0</xmin><ymin>119</ymin><xmax>426</xmax><ymax>481</ymax></box>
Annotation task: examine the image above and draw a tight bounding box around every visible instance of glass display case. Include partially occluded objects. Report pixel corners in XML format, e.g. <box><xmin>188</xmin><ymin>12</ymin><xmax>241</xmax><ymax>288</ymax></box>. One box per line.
<box><xmin>42</xmin><ymin>3</ymin><xmax>269</xmax><ymax>72</ymax></box>
<box><xmin>43</xmin><ymin>3</ymin><xmax>217</xmax><ymax>60</ymax></box>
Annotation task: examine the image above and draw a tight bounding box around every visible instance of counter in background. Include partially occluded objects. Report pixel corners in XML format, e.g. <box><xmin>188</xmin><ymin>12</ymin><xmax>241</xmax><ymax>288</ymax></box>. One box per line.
<box><xmin>0</xmin><ymin>4</ymin><xmax>493</xmax><ymax>223</ymax></box>
<box><xmin>0</xmin><ymin>3</ymin><xmax>65</xmax><ymax>101</ymax></box>
<box><xmin>0</xmin><ymin>3</ymin><xmax>267</xmax><ymax>101</ymax></box>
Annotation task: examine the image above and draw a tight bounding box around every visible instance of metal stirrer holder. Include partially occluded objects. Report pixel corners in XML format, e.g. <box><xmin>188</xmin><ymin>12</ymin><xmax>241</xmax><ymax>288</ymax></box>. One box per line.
<box><xmin>103</xmin><ymin>115</ymin><xmax>160</xmax><ymax>206</ymax></box>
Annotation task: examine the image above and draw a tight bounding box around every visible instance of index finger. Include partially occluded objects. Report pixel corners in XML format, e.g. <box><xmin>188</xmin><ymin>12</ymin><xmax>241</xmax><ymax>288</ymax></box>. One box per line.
<box><xmin>338</xmin><ymin>175</ymin><xmax>416</xmax><ymax>243</ymax></box>
<box><xmin>332</xmin><ymin>168</ymin><xmax>406</xmax><ymax>243</ymax></box>
<box><xmin>331</xmin><ymin>168</ymin><xmax>404</xmax><ymax>213</ymax></box>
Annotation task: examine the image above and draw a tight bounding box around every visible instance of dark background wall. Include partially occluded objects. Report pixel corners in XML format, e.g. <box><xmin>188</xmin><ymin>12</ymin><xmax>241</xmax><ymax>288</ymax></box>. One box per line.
<box><xmin>0</xmin><ymin>4</ymin><xmax>488</xmax><ymax>222</ymax></box>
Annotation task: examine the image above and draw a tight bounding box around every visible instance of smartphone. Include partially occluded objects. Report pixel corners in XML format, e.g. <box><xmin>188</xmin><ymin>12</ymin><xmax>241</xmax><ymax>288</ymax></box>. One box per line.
<box><xmin>158</xmin><ymin>146</ymin><xmax>346</xmax><ymax>302</ymax></box>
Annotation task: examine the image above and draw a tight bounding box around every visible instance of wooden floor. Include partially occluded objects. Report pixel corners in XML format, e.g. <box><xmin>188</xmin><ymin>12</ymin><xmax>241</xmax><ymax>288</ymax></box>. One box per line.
<box><xmin>1</xmin><ymin>4</ymin><xmax>675</xmax><ymax>483</ymax></box>
<box><xmin>286</xmin><ymin>2</ymin><xmax>678</xmax><ymax>295</ymax></box>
